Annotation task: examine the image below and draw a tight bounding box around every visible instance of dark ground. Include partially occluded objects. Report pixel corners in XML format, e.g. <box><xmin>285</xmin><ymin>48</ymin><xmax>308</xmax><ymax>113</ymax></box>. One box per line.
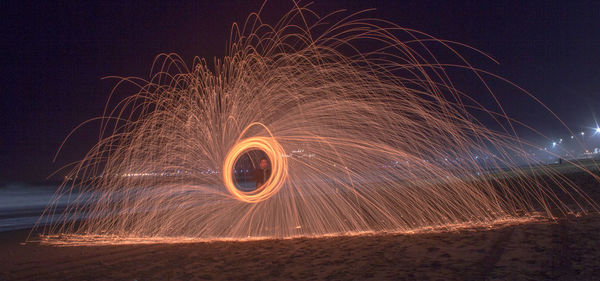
<box><xmin>1</xmin><ymin>214</ymin><xmax>599</xmax><ymax>280</ymax></box>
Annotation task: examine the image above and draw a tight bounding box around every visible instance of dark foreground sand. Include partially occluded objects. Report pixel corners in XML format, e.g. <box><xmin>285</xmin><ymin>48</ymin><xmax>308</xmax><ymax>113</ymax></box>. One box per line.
<box><xmin>1</xmin><ymin>213</ymin><xmax>599</xmax><ymax>280</ymax></box>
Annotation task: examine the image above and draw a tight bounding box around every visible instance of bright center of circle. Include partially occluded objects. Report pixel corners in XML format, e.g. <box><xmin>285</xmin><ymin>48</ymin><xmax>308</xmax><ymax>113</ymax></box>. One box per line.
<box><xmin>222</xmin><ymin>137</ymin><xmax>288</xmax><ymax>203</ymax></box>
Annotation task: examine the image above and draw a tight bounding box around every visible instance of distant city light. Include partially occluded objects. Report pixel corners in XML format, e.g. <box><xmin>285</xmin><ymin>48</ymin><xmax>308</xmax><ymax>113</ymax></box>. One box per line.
<box><xmin>552</xmin><ymin>142</ymin><xmax>556</xmax><ymax>147</ymax></box>
<box><xmin>581</xmin><ymin>131</ymin><xmax>585</xmax><ymax>136</ymax></box>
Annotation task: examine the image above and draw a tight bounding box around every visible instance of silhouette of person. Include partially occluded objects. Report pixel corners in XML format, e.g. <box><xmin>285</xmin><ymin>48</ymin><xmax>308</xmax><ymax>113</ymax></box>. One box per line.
<box><xmin>252</xmin><ymin>157</ymin><xmax>271</xmax><ymax>189</ymax></box>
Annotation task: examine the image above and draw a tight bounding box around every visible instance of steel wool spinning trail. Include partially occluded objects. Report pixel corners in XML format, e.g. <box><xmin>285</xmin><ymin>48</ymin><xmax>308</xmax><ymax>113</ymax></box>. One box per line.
<box><xmin>38</xmin><ymin>3</ymin><xmax>598</xmax><ymax>243</ymax></box>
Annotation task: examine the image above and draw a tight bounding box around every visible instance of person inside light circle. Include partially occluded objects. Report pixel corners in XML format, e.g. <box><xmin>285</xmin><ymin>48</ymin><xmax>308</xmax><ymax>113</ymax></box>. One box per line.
<box><xmin>252</xmin><ymin>157</ymin><xmax>271</xmax><ymax>189</ymax></box>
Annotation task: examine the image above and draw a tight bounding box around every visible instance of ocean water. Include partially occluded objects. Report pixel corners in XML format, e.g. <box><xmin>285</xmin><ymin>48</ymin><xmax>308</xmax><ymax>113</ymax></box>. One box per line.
<box><xmin>0</xmin><ymin>183</ymin><xmax>65</xmax><ymax>231</ymax></box>
<box><xmin>0</xmin><ymin>169</ymin><xmax>517</xmax><ymax>232</ymax></box>
<box><xmin>0</xmin><ymin>182</ymin><xmax>213</xmax><ymax>232</ymax></box>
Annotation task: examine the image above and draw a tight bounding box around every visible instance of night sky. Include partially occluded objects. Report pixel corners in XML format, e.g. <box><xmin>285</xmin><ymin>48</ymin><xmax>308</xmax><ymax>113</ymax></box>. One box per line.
<box><xmin>1</xmin><ymin>0</ymin><xmax>599</xmax><ymax>183</ymax></box>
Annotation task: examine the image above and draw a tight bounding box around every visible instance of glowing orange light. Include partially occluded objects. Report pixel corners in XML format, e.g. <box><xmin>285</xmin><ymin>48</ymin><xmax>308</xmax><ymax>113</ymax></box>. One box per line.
<box><xmin>222</xmin><ymin>136</ymin><xmax>288</xmax><ymax>203</ymax></box>
<box><xmin>39</xmin><ymin>3</ymin><xmax>599</xmax><ymax>242</ymax></box>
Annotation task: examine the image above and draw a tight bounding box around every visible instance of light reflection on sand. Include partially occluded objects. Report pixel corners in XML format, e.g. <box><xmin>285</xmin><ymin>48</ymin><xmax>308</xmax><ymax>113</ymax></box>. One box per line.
<box><xmin>39</xmin><ymin>215</ymin><xmax>546</xmax><ymax>247</ymax></box>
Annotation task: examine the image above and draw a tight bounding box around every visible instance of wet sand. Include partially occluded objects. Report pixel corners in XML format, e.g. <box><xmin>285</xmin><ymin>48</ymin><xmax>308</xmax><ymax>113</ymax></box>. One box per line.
<box><xmin>1</xmin><ymin>213</ymin><xmax>599</xmax><ymax>280</ymax></box>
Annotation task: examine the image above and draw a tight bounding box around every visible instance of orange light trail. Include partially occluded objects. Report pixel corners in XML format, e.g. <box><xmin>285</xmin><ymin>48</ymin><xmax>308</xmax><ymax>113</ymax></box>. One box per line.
<box><xmin>223</xmin><ymin>134</ymin><xmax>288</xmax><ymax>203</ymax></box>
<box><xmin>37</xmin><ymin>3</ymin><xmax>599</xmax><ymax>244</ymax></box>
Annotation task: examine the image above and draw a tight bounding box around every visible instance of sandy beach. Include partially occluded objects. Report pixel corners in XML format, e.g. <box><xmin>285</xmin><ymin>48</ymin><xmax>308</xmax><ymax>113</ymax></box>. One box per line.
<box><xmin>0</xmin><ymin>213</ymin><xmax>598</xmax><ymax>280</ymax></box>
<box><xmin>2</xmin><ymin>168</ymin><xmax>600</xmax><ymax>280</ymax></box>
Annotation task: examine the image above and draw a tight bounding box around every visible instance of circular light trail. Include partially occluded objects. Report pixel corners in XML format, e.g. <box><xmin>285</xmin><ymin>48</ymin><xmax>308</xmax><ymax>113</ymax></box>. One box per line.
<box><xmin>222</xmin><ymin>136</ymin><xmax>288</xmax><ymax>203</ymax></box>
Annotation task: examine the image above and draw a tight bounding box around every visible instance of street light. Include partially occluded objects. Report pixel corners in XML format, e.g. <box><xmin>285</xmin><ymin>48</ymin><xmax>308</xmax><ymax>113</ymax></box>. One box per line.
<box><xmin>596</xmin><ymin>127</ymin><xmax>600</xmax><ymax>134</ymax></box>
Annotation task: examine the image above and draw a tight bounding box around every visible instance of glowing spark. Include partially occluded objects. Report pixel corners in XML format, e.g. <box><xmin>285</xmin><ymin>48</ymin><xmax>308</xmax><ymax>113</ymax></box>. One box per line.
<box><xmin>222</xmin><ymin>131</ymin><xmax>288</xmax><ymax>203</ymax></box>
<box><xmin>40</xmin><ymin>4</ymin><xmax>598</xmax><ymax>243</ymax></box>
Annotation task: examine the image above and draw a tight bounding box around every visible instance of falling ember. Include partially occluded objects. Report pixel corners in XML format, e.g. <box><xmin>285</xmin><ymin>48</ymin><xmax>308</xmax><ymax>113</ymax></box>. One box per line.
<box><xmin>38</xmin><ymin>4</ymin><xmax>598</xmax><ymax>243</ymax></box>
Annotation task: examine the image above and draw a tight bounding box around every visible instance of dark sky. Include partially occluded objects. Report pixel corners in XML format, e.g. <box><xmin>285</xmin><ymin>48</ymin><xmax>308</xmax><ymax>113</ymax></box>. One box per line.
<box><xmin>1</xmin><ymin>0</ymin><xmax>599</xmax><ymax>183</ymax></box>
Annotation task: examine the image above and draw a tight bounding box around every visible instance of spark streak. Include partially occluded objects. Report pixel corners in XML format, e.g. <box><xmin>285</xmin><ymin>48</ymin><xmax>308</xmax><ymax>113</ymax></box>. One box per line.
<box><xmin>38</xmin><ymin>3</ymin><xmax>598</xmax><ymax>243</ymax></box>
